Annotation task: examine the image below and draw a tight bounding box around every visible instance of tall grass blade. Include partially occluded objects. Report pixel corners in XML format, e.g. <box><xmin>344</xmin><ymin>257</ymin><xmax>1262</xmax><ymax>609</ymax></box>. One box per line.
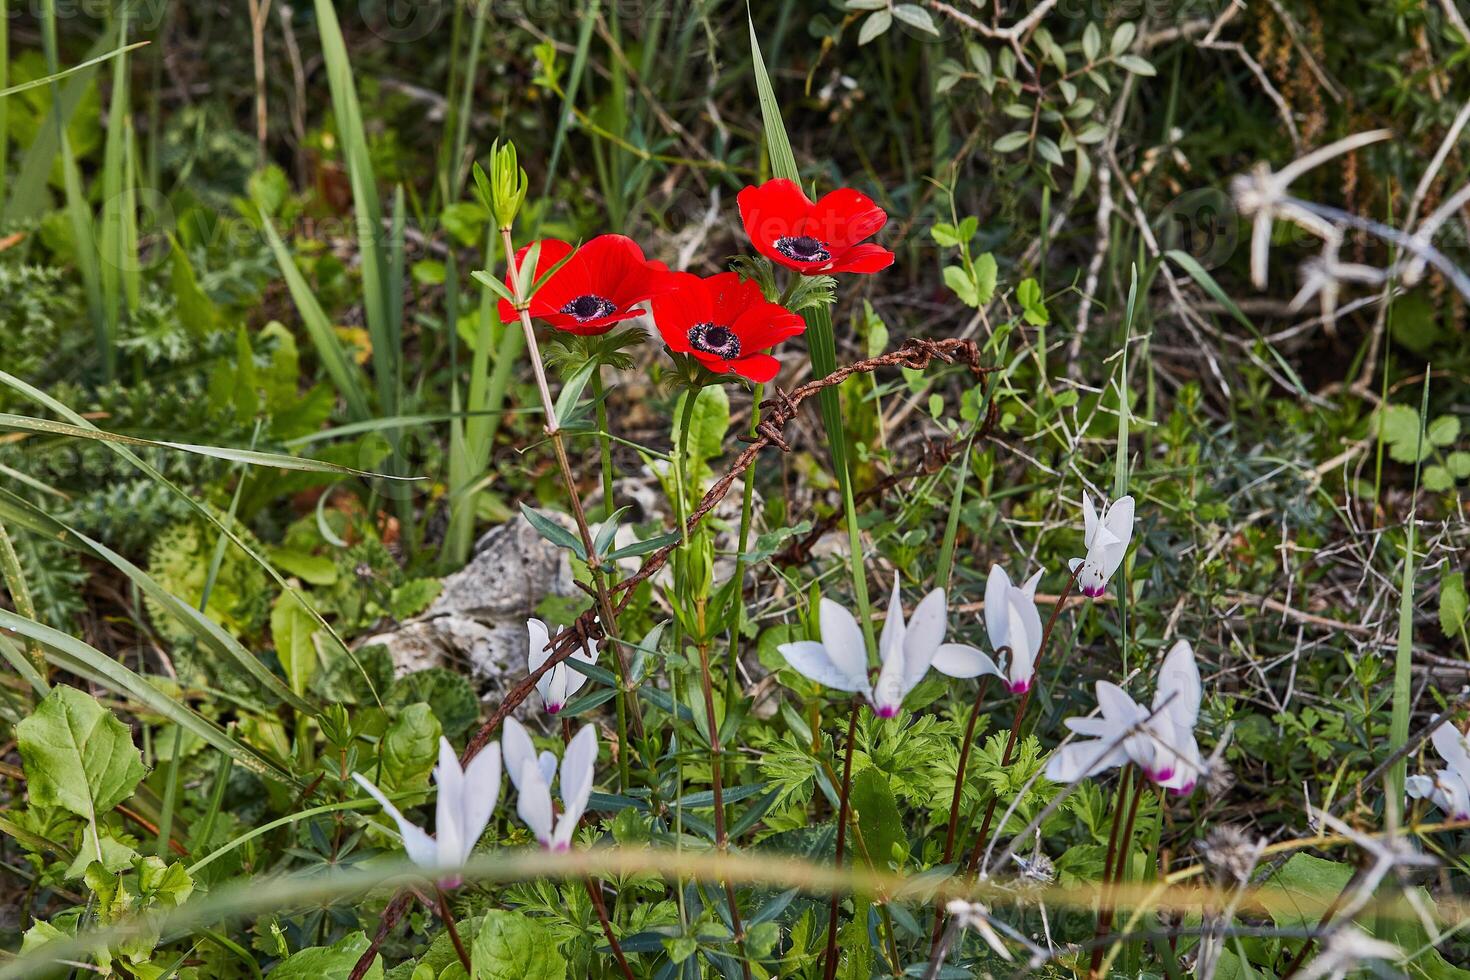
<box><xmin>0</xmin><ymin>370</ymin><xmax>383</xmax><ymax>706</ymax></box>
<box><xmin>748</xmin><ymin>15</ymin><xmax>874</xmax><ymax>645</ymax></box>
<box><xmin>0</xmin><ymin>610</ymin><xmax>294</xmax><ymax>785</ymax></box>
<box><xmin>1387</xmin><ymin>374</ymin><xmax>1430</xmax><ymax>813</ymax></box>
<box><xmin>0</xmin><ymin>486</ymin><xmax>314</xmax><ymax>713</ymax></box>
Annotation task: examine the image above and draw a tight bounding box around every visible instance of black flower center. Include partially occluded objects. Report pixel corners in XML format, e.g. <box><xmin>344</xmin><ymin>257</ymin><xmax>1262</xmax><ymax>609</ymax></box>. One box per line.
<box><xmin>687</xmin><ymin>322</ymin><xmax>742</xmax><ymax>359</ymax></box>
<box><xmin>774</xmin><ymin>235</ymin><xmax>831</xmax><ymax>263</ymax></box>
<box><xmin>560</xmin><ymin>294</ymin><xmax>618</xmax><ymax>322</ymax></box>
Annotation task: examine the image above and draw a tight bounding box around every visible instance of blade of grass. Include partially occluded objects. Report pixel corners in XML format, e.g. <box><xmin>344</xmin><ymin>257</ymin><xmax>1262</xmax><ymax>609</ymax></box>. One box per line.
<box><xmin>748</xmin><ymin>14</ymin><xmax>874</xmax><ymax>649</ymax></box>
<box><xmin>0</xmin><ymin>518</ymin><xmax>42</xmax><ymax>676</ymax></box>
<box><xmin>1387</xmin><ymin>374</ymin><xmax>1430</xmax><ymax>815</ymax></box>
<box><xmin>0</xmin><ymin>609</ymin><xmax>295</xmax><ymax>784</ymax></box>
<box><xmin>0</xmin><ymin>370</ymin><xmax>382</xmax><ymax>706</ymax></box>
<box><xmin>1164</xmin><ymin>249</ymin><xmax>1307</xmax><ymax>397</ymax></box>
<box><xmin>0</xmin><ymin>486</ymin><xmax>314</xmax><ymax>713</ymax></box>
<box><xmin>0</xmin><ymin>40</ymin><xmax>147</xmax><ymax>99</ymax></box>
<box><xmin>0</xmin><ymin>413</ymin><xmax>417</xmax><ymax>479</ymax></box>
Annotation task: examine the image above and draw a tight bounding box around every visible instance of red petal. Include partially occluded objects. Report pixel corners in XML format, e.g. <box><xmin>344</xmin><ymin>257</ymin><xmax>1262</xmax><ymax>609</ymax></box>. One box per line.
<box><xmin>730</xmin><ymin>303</ymin><xmax>805</xmax><ymax>350</ymax></box>
<box><xmin>724</xmin><ymin>353</ymin><xmax>782</xmax><ymax>383</ymax></box>
<box><xmin>738</xmin><ymin>178</ymin><xmax>815</xmax><ymax>257</ymax></box>
<box><xmin>827</xmin><ymin>243</ymin><xmax>895</xmax><ymax>274</ymax></box>
<box><xmin>814</xmin><ymin>188</ymin><xmax>887</xmax><ymax>249</ymax></box>
<box><xmin>649</xmin><ymin>272</ymin><xmax>710</xmax><ymax>351</ymax></box>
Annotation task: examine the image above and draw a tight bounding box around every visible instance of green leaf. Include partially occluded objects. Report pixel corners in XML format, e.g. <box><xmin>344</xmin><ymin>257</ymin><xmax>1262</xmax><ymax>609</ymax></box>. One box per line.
<box><xmin>1017</xmin><ymin>277</ymin><xmax>1050</xmax><ymax>326</ymax></box>
<box><xmin>390</xmin><ymin>668</ymin><xmax>480</xmax><ymax>739</ymax></box>
<box><xmin>379</xmin><ymin>703</ymin><xmax>442</xmax><ymax>798</ymax></box>
<box><xmin>942</xmin><ymin>265</ymin><xmax>978</xmax><ymax>307</ymax></box>
<box><xmin>850</xmin><ymin>767</ymin><xmax>906</xmax><ymax>871</ymax></box>
<box><xmin>470</xmin><ymin>909</ymin><xmax>567</xmax><ymax>980</ymax></box>
<box><xmin>1427</xmin><ymin>414</ymin><xmax>1461</xmax><ymax>447</ymax></box>
<box><xmin>169</xmin><ymin>236</ymin><xmax>221</xmax><ymax>337</ymax></box>
<box><xmin>1115</xmin><ymin>54</ymin><xmax>1156</xmax><ymax>75</ymax></box>
<box><xmin>1263</xmin><ymin>853</ymin><xmax>1353</xmax><ymax>930</ymax></box>
<box><xmin>272</xmin><ymin>591</ymin><xmax>319</xmax><ymax>698</ymax></box>
<box><xmin>972</xmin><ymin>253</ymin><xmax>998</xmax><ymax>306</ymax></box>
<box><xmin>1447</xmin><ymin>451</ymin><xmax>1470</xmax><ymax>479</ymax></box>
<box><xmin>892</xmin><ymin>4</ymin><xmax>938</xmax><ymax>35</ymax></box>
<box><xmin>1440</xmin><ymin>569</ymin><xmax>1468</xmax><ymax>638</ymax></box>
<box><xmin>272</xmin><ymin>931</ymin><xmax>383</xmax><ymax>980</ymax></box>
<box><xmin>391</xmin><ymin>578</ymin><xmax>443</xmax><ymax>619</ymax></box>
<box><xmin>519</xmin><ymin>504</ymin><xmax>586</xmax><ymax>560</ymax></box>
<box><xmin>857</xmin><ymin>10</ymin><xmax>891</xmax><ymax>45</ymax></box>
<box><xmin>18</xmin><ymin>686</ymin><xmax>146</xmax><ymax>823</ymax></box>
<box><xmin>993</xmin><ymin>130</ymin><xmax>1030</xmax><ymax>153</ymax></box>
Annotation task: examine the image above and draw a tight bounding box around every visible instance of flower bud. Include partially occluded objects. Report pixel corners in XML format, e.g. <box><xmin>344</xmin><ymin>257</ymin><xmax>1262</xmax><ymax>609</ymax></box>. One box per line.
<box><xmin>478</xmin><ymin>140</ymin><xmax>528</xmax><ymax>231</ymax></box>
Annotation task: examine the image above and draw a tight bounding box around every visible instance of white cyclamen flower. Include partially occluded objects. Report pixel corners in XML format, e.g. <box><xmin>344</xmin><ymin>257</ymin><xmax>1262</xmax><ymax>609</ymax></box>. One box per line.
<box><xmin>527</xmin><ymin>618</ymin><xmax>598</xmax><ymax>715</ymax></box>
<box><xmin>1406</xmin><ymin>720</ymin><xmax>1470</xmax><ymax>821</ymax></box>
<box><xmin>1068</xmin><ymin>493</ymin><xmax>1135</xmax><ymax>598</ymax></box>
<box><xmin>352</xmin><ymin>736</ymin><xmax>502</xmax><ymax>886</ymax></box>
<box><xmin>1045</xmin><ymin>639</ymin><xmax>1204</xmax><ymax>795</ymax></box>
<box><xmin>779</xmin><ymin>578</ymin><xmax>950</xmax><ymax>718</ymax></box>
<box><xmin>503</xmin><ymin>717</ymin><xmax>597</xmax><ymax>851</ymax></box>
<box><xmin>933</xmin><ymin>565</ymin><xmax>1044</xmax><ymax>694</ymax></box>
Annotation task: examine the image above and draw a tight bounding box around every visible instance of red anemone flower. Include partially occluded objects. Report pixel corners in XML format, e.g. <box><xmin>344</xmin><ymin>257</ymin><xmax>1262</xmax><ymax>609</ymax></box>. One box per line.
<box><xmin>498</xmin><ymin>234</ymin><xmax>670</xmax><ymax>335</ymax></box>
<box><xmin>736</xmin><ymin>178</ymin><xmax>894</xmax><ymax>275</ymax></box>
<box><xmin>651</xmin><ymin>272</ymin><xmax>805</xmax><ymax>383</ymax></box>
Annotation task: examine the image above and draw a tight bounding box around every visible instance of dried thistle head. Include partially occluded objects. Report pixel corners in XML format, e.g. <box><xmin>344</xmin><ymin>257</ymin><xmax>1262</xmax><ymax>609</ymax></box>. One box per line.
<box><xmin>1196</xmin><ymin>825</ymin><xmax>1262</xmax><ymax>885</ymax></box>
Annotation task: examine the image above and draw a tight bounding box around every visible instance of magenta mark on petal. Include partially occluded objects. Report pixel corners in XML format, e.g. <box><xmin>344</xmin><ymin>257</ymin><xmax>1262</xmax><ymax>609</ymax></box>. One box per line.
<box><xmin>873</xmin><ymin>705</ymin><xmax>900</xmax><ymax>719</ymax></box>
<box><xmin>1007</xmin><ymin>678</ymin><xmax>1031</xmax><ymax>695</ymax></box>
<box><xmin>1081</xmin><ymin>584</ymin><xmax>1106</xmax><ymax>598</ymax></box>
<box><xmin>1170</xmin><ymin>781</ymin><xmax>1196</xmax><ymax>797</ymax></box>
<box><xmin>1150</xmin><ymin>767</ymin><xmax>1174</xmax><ymax>784</ymax></box>
<box><xmin>546</xmin><ymin>703</ymin><xmax>563</xmax><ymax>715</ymax></box>
<box><xmin>439</xmin><ymin>874</ymin><xmax>463</xmax><ymax>890</ymax></box>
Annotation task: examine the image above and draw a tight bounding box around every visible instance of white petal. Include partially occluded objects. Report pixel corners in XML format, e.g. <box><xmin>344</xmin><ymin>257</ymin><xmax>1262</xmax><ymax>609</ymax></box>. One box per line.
<box><xmin>931</xmin><ymin>643</ymin><xmax>1001</xmax><ymax>680</ymax></box>
<box><xmin>1081</xmin><ymin>492</ymin><xmax>1099</xmax><ymax>547</ymax></box>
<box><xmin>1065</xmin><ymin>716</ymin><xmax>1118</xmax><ymax>737</ymax></box>
<box><xmin>556</xmin><ymin>724</ymin><xmax>598</xmax><ymax>848</ymax></box>
<box><xmin>984</xmin><ymin>565</ymin><xmax>1011</xmax><ymax>652</ymax></box>
<box><xmin>778</xmin><ymin>641</ymin><xmax>870</xmax><ymax>693</ymax></box>
<box><xmin>902</xmin><ymin>588</ymin><xmax>947</xmax><ymax>692</ymax></box>
<box><xmin>1154</xmin><ymin>639</ymin><xmax>1201</xmax><ymax>731</ymax></box>
<box><xmin>1095</xmin><ymin>681</ymin><xmax>1147</xmax><ymax>727</ymax></box>
<box><xmin>1099</xmin><ymin>496</ymin><xmax>1135</xmax><ymax>579</ymax></box>
<box><xmin>1045</xmin><ymin>740</ymin><xmax>1125</xmax><ymax>783</ymax></box>
<box><xmin>1405</xmin><ymin>774</ymin><xmax>1435</xmax><ymax>800</ymax></box>
<box><xmin>1004</xmin><ymin>595</ymin><xmax>1036</xmax><ymax>690</ymax></box>
<box><xmin>352</xmin><ymin>772</ymin><xmax>439</xmax><ymax>869</ymax></box>
<box><xmin>527</xmin><ymin>619</ymin><xmax>552</xmax><ymax>673</ymax></box>
<box><xmin>537</xmin><ymin>750</ymin><xmax>558</xmax><ymax>787</ymax></box>
<box><xmin>872</xmin><ymin>631</ymin><xmax>907</xmax><ymax>717</ymax></box>
<box><xmin>565</xmin><ymin>640</ymin><xmax>597</xmax><ymax>699</ymax></box>
<box><xmin>458</xmin><ymin>742</ymin><xmax>501</xmax><ymax>864</ymax></box>
<box><xmin>544</xmin><ymin>663</ymin><xmax>569</xmax><ymax>713</ymax></box>
<box><xmin>1431</xmin><ymin>722</ymin><xmax>1470</xmax><ymax>778</ymax></box>
<box><xmin>1020</xmin><ymin>568</ymin><xmax>1043</xmax><ymax>600</ymax></box>
<box><xmin>1018</xmin><ymin>588</ymin><xmax>1044</xmax><ymax>661</ymax></box>
<box><xmin>878</xmin><ymin>577</ymin><xmax>906</xmax><ymax>670</ymax></box>
<box><xmin>502</xmin><ymin>717</ymin><xmax>538</xmax><ymax>792</ymax></box>
<box><xmin>1442</xmin><ymin>771</ymin><xmax>1470</xmax><ymax>819</ymax></box>
<box><xmin>433</xmin><ymin>737</ymin><xmax>465</xmax><ymax>868</ymax></box>
<box><xmin>516</xmin><ymin>758</ymin><xmax>554</xmax><ymax>846</ymax></box>
<box><xmin>819</xmin><ymin>597</ymin><xmax>871</xmax><ymax>686</ymax></box>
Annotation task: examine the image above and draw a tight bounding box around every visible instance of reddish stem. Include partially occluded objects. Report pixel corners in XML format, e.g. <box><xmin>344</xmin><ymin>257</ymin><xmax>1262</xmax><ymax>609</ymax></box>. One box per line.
<box><xmin>822</xmin><ymin>697</ymin><xmax>862</xmax><ymax>980</ymax></box>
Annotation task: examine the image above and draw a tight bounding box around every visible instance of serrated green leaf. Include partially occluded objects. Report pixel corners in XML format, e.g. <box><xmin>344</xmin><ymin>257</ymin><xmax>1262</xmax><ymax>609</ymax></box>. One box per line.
<box><xmin>17</xmin><ymin>686</ymin><xmax>146</xmax><ymax>826</ymax></box>
<box><xmin>470</xmin><ymin>910</ymin><xmax>567</xmax><ymax>980</ymax></box>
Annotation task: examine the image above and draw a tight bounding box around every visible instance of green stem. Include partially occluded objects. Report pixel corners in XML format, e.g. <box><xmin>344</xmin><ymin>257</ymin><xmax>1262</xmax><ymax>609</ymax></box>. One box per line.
<box><xmin>724</xmin><ymin>382</ymin><xmax>764</xmax><ymax>796</ymax></box>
